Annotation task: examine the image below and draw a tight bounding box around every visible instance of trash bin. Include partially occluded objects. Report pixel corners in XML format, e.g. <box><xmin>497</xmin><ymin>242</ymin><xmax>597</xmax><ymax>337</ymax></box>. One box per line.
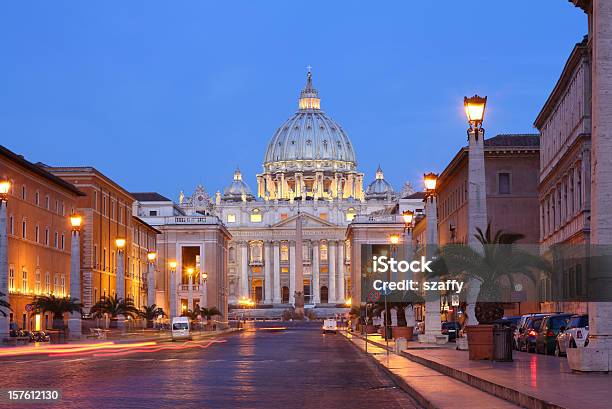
<box><xmin>493</xmin><ymin>326</ymin><xmax>513</xmax><ymax>362</ymax></box>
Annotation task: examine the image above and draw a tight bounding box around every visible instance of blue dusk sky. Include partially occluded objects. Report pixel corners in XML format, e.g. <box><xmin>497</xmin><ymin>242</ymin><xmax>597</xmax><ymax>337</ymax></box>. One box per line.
<box><xmin>0</xmin><ymin>1</ymin><xmax>586</xmax><ymax>199</ymax></box>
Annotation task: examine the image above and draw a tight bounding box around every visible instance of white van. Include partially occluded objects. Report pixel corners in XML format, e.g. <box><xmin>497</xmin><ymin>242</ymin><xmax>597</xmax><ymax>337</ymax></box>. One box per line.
<box><xmin>171</xmin><ymin>317</ymin><xmax>191</xmax><ymax>341</ymax></box>
<box><xmin>322</xmin><ymin>319</ymin><xmax>338</xmax><ymax>334</ymax></box>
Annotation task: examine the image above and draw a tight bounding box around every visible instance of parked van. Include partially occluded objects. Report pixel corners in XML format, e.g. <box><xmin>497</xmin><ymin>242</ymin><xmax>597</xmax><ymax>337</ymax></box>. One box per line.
<box><xmin>171</xmin><ymin>317</ymin><xmax>191</xmax><ymax>341</ymax></box>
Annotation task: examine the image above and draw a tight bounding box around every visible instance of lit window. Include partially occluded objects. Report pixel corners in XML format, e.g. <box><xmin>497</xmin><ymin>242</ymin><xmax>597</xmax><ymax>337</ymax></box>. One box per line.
<box><xmin>45</xmin><ymin>272</ymin><xmax>51</xmax><ymax>294</ymax></box>
<box><xmin>35</xmin><ymin>270</ymin><xmax>41</xmax><ymax>294</ymax></box>
<box><xmin>22</xmin><ymin>270</ymin><xmax>28</xmax><ymax>292</ymax></box>
<box><xmin>320</xmin><ymin>242</ymin><xmax>328</xmax><ymax>261</ymax></box>
<box><xmin>319</xmin><ymin>213</ymin><xmax>328</xmax><ymax>220</ymax></box>
<box><xmin>8</xmin><ymin>267</ymin><xmax>15</xmax><ymax>291</ymax></box>
<box><xmin>281</xmin><ymin>243</ymin><xmax>289</xmax><ymax>261</ymax></box>
<box><xmin>345</xmin><ymin>208</ymin><xmax>356</xmax><ymax>221</ymax></box>
<box><xmin>227</xmin><ymin>214</ymin><xmax>236</xmax><ymax>223</ymax></box>
<box><xmin>280</xmin><ymin>213</ymin><xmax>288</xmax><ymax>220</ymax></box>
<box><xmin>250</xmin><ymin>209</ymin><xmax>262</xmax><ymax>223</ymax></box>
<box><xmin>61</xmin><ymin>274</ymin><xmax>66</xmax><ymax>296</ymax></box>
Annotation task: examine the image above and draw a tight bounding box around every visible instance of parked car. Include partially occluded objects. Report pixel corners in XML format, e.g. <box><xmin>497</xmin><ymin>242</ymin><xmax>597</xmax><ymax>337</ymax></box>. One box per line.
<box><xmin>556</xmin><ymin>314</ymin><xmax>589</xmax><ymax>357</ymax></box>
<box><xmin>441</xmin><ymin>321</ymin><xmax>461</xmax><ymax>341</ymax></box>
<box><xmin>536</xmin><ymin>313</ymin><xmax>572</xmax><ymax>355</ymax></box>
<box><xmin>514</xmin><ymin>313</ymin><xmax>547</xmax><ymax>350</ymax></box>
<box><xmin>517</xmin><ymin>315</ymin><xmax>545</xmax><ymax>352</ymax></box>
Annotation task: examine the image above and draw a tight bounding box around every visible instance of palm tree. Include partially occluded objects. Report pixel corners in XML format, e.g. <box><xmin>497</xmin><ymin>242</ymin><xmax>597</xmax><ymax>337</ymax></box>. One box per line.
<box><xmin>139</xmin><ymin>304</ymin><xmax>165</xmax><ymax>328</ymax></box>
<box><xmin>90</xmin><ymin>295</ymin><xmax>139</xmax><ymax>327</ymax></box>
<box><xmin>429</xmin><ymin>223</ymin><xmax>550</xmax><ymax>324</ymax></box>
<box><xmin>0</xmin><ymin>291</ymin><xmax>11</xmax><ymax>317</ymax></box>
<box><xmin>181</xmin><ymin>308</ymin><xmax>200</xmax><ymax>321</ymax></box>
<box><xmin>200</xmin><ymin>306</ymin><xmax>222</xmax><ymax>323</ymax></box>
<box><xmin>32</xmin><ymin>295</ymin><xmax>82</xmax><ymax>330</ymax></box>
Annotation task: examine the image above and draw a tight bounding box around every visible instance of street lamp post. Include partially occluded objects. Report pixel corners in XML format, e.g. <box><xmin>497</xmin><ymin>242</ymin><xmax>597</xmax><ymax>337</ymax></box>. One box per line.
<box><xmin>68</xmin><ymin>213</ymin><xmax>83</xmax><ymax>339</ymax></box>
<box><xmin>423</xmin><ymin>173</ymin><xmax>444</xmax><ymax>343</ymax></box>
<box><xmin>115</xmin><ymin>238</ymin><xmax>126</xmax><ymax>329</ymax></box>
<box><xmin>464</xmin><ymin>95</ymin><xmax>488</xmax><ymax>326</ymax></box>
<box><xmin>386</xmin><ymin>233</ymin><xmax>401</xmax><ymax>354</ymax></box>
<box><xmin>0</xmin><ymin>180</ymin><xmax>11</xmax><ymax>339</ymax></box>
<box><xmin>169</xmin><ymin>260</ymin><xmax>177</xmax><ymax>320</ymax></box>
<box><xmin>146</xmin><ymin>251</ymin><xmax>156</xmax><ymax>307</ymax></box>
<box><xmin>401</xmin><ymin>210</ymin><xmax>416</xmax><ymax>329</ymax></box>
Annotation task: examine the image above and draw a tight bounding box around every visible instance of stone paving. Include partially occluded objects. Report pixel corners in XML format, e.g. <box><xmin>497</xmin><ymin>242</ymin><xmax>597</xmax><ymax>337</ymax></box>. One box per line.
<box><xmin>348</xmin><ymin>331</ymin><xmax>612</xmax><ymax>409</ymax></box>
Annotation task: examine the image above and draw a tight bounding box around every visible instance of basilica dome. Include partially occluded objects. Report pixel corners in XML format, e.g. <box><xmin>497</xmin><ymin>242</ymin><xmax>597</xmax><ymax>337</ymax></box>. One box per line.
<box><xmin>223</xmin><ymin>168</ymin><xmax>254</xmax><ymax>202</ymax></box>
<box><xmin>263</xmin><ymin>71</ymin><xmax>356</xmax><ymax>173</ymax></box>
<box><xmin>365</xmin><ymin>166</ymin><xmax>396</xmax><ymax>200</ymax></box>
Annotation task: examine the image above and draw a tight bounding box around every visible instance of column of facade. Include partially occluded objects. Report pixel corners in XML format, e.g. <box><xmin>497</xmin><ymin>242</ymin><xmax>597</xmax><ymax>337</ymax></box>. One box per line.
<box><xmin>289</xmin><ymin>241</ymin><xmax>296</xmax><ymax>304</ymax></box>
<box><xmin>312</xmin><ymin>240</ymin><xmax>320</xmax><ymax>304</ymax></box>
<box><xmin>273</xmin><ymin>241</ymin><xmax>281</xmax><ymax>303</ymax></box>
<box><xmin>240</xmin><ymin>241</ymin><xmax>249</xmax><ymax>298</ymax></box>
<box><xmin>169</xmin><ymin>269</ymin><xmax>177</xmax><ymax>320</ymax></box>
<box><xmin>328</xmin><ymin>240</ymin><xmax>336</xmax><ymax>303</ymax></box>
<box><xmin>337</xmin><ymin>240</ymin><xmax>345</xmax><ymax>303</ymax></box>
<box><xmin>263</xmin><ymin>241</ymin><xmax>272</xmax><ymax>303</ymax></box>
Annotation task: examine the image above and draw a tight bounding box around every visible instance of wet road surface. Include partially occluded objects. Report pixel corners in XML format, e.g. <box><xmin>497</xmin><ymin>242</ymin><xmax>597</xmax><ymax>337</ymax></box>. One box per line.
<box><xmin>0</xmin><ymin>322</ymin><xmax>420</xmax><ymax>408</ymax></box>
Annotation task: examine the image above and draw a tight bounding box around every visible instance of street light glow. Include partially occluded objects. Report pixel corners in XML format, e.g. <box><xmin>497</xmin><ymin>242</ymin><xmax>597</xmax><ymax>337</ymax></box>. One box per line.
<box><xmin>70</xmin><ymin>214</ymin><xmax>83</xmax><ymax>229</ymax></box>
<box><xmin>389</xmin><ymin>234</ymin><xmax>400</xmax><ymax>245</ymax></box>
<box><xmin>115</xmin><ymin>238</ymin><xmax>126</xmax><ymax>249</ymax></box>
<box><xmin>147</xmin><ymin>251</ymin><xmax>157</xmax><ymax>262</ymax></box>
<box><xmin>202</xmin><ymin>272</ymin><xmax>208</xmax><ymax>280</ymax></box>
<box><xmin>464</xmin><ymin>95</ymin><xmax>487</xmax><ymax>127</ymax></box>
<box><xmin>169</xmin><ymin>260</ymin><xmax>178</xmax><ymax>270</ymax></box>
<box><xmin>423</xmin><ymin>173</ymin><xmax>438</xmax><ymax>192</ymax></box>
<box><xmin>402</xmin><ymin>210</ymin><xmax>414</xmax><ymax>225</ymax></box>
<box><xmin>187</xmin><ymin>267</ymin><xmax>194</xmax><ymax>276</ymax></box>
<box><xmin>0</xmin><ymin>180</ymin><xmax>10</xmax><ymax>195</ymax></box>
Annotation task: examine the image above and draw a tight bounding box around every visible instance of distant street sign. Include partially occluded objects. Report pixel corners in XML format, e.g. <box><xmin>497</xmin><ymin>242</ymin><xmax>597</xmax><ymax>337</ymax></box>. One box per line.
<box><xmin>25</xmin><ymin>303</ymin><xmax>33</xmax><ymax>312</ymax></box>
<box><xmin>366</xmin><ymin>290</ymin><xmax>381</xmax><ymax>303</ymax></box>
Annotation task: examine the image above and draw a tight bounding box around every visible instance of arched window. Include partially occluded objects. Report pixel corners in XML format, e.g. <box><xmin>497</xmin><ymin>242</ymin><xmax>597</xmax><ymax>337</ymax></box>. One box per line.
<box><xmin>280</xmin><ymin>242</ymin><xmax>289</xmax><ymax>261</ymax></box>
<box><xmin>346</xmin><ymin>208</ymin><xmax>356</xmax><ymax>221</ymax></box>
<box><xmin>250</xmin><ymin>209</ymin><xmax>262</xmax><ymax>223</ymax></box>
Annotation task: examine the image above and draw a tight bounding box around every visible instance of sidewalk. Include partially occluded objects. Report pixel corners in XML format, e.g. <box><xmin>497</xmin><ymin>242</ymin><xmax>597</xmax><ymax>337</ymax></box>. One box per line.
<box><xmin>347</xmin><ymin>330</ymin><xmax>611</xmax><ymax>409</ymax></box>
<box><xmin>343</xmin><ymin>331</ymin><xmax>520</xmax><ymax>409</ymax></box>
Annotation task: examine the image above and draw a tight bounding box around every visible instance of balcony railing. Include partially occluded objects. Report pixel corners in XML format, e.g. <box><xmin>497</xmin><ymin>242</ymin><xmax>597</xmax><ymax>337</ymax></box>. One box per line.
<box><xmin>166</xmin><ymin>215</ymin><xmax>220</xmax><ymax>225</ymax></box>
<box><xmin>180</xmin><ymin>284</ymin><xmax>200</xmax><ymax>292</ymax></box>
<box><xmin>352</xmin><ymin>214</ymin><xmax>402</xmax><ymax>224</ymax></box>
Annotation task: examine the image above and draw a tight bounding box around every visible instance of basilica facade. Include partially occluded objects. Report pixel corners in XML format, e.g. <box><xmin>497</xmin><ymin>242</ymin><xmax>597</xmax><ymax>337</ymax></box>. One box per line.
<box><xmin>136</xmin><ymin>71</ymin><xmax>401</xmax><ymax>309</ymax></box>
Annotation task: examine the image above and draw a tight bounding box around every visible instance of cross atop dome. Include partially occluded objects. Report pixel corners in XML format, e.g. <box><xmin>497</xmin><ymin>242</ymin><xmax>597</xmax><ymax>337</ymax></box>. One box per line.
<box><xmin>299</xmin><ymin>68</ymin><xmax>320</xmax><ymax>110</ymax></box>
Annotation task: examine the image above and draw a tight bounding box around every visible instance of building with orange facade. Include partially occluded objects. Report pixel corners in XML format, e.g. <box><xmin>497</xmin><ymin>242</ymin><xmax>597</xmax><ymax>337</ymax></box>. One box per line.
<box><xmin>45</xmin><ymin>166</ymin><xmax>158</xmax><ymax>313</ymax></box>
<box><xmin>0</xmin><ymin>145</ymin><xmax>84</xmax><ymax>332</ymax></box>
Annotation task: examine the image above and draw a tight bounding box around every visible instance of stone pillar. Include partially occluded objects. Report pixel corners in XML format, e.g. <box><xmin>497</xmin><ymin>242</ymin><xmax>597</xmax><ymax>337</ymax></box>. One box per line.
<box><xmin>295</xmin><ymin>214</ymin><xmax>304</xmax><ymax>303</ymax></box>
<box><xmin>289</xmin><ymin>241</ymin><xmax>296</xmax><ymax>304</ymax></box>
<box><xmin>200</xmin><ymin>274</ymin><xmax>207</xmax><ymax>309</ymax></box>
<box><xmin>568</xmin><ymin>0</ymin><xmax>612</xmax><ymax>372</ymax></box>
<box><xmin>328</xmin><ymin>240</ymin><xmax>336</xmax><ymax>304</ymax></box>
<box><xmin>187</xmin><ymin>273</ymin><xmax>194</xmax><ymax>311</ymax></box>
<box><xmin>312</xmin><ymin>240</ymin><xmax>321</xmax><ymax>304</ymax></box>
<box><xmin>263</xmin><ymin>241</ymin><xmax>272</xmax><ymax>303</ymax></box>
<box><xmin>337</xmin><ymin>241</ymin><xmax>345</xmax><ymax>303</ymax></box>
<box><xmin>0</xmin><ymin>200</ymin><xmax>7</xmax><ymax>339</ymax></box>
<box><xmin>169</xmin><ymin>269</ymin><xmax>177</xmax><ymax>320</ymax></box>
<box><xmin>147</xmin><ymin>261</ymin><xmax>155</xmax><ymax>307</ymax></box>
<box><xmin>68</xmin><ymin>229</ymin><xmax>82</xmax><ymax>339</ymax></box>
<box><xmin>273</xmin><ymin>241</ymin><xmax>281</xmax><ymax>303</ymax></box>
<box><xmin>240</xmin><ymin>242</ymin><xmax>249</xmax><ymax>298</ymax></box>
<box><xmin>466</xmin><ymin>125</ymin><xmax>487</xmax><ymax>326</ymax></box>
<box><xmin>423</xmin><ymin>195</ymin><xmax>443</xmax><ymax>343</ymax></box>
<box><xmin>116</xmin><ymin>250</ymin><xmax>125</xmax><ymax>300</ymax></box>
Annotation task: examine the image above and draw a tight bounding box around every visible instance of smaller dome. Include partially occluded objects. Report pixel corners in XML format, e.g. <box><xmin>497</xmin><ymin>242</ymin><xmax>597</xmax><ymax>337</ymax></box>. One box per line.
<box><xmin>365</xmin><ymin>166</ymin><xmax>396</xmax><ymax>200</ymax></box>
<box><xmin>223</xmin><ymin>168</ymin><xmax>255</xmax><ymax>202</ymax></box>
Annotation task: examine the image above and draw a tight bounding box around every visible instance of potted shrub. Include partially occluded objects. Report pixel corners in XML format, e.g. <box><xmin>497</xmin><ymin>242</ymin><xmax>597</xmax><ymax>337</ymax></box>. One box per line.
<box><xmin>430</xmin><ymin>223</ymin><xmax>549</xmax><ymax>360</ymax></box>
<box><xmin>200</xmin><ymin>307</ymin><xmax>222</xmax><ymax>330</ymax></box>
<box><xmin>363</xmin><ymin>303</ymin><xmax>376</xmax><ymax>334</ymax></box>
